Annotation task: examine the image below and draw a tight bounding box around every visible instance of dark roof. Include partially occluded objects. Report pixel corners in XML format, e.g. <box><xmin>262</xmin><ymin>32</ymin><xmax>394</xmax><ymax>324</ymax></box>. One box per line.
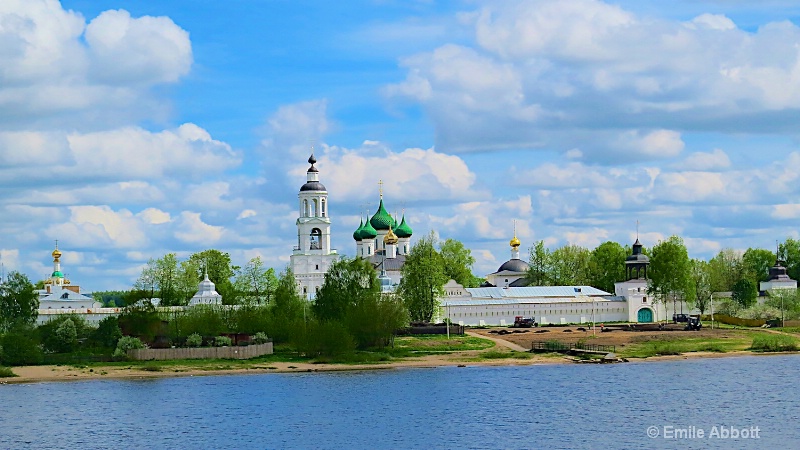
<box><xmin>508</xmin><ymin>278</ymin><xmax>531</xmax><ymax>287</ymax></box>
<box><xmin>480</xmin><ymin>280</ymin><xmax>496</xmax><ymax>287</ymax></box>
<box><xmin>496</xmin><ymin>258</ymin><xmax>530</xmax><ymax>273</ymax></box>
<box><xmin>368</xmin><ymin>254</ymin><xmax>406</xmax><ymax>271</ymax></box>
<box><xmin>300</xmin><ymin>181</ymin><xmax>327</xmax><ymax>191</ymax></box>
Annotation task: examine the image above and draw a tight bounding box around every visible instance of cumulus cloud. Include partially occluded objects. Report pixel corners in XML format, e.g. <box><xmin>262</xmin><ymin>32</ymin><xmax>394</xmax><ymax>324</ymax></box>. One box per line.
<box><xmin>680</xmin><ymin>149</ymin><xmax>732</xmax><ymax>171</ymax></box>
<box><xmin>385</xmin><ymin>0</ymin><xmax>800</xmax><ymax>161</ymax></box>
<box><xmin>0</xmin><ymin>1</ymin><xmax>192</xmax><ymax>127</ymax></box>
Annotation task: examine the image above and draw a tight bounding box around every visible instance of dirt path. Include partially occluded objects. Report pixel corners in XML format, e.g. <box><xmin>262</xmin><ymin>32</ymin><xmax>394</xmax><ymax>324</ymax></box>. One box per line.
<box><xmin>465</xmin><ymin>330</ymin><xmax>529</xmax><ymax>352</ymax></box>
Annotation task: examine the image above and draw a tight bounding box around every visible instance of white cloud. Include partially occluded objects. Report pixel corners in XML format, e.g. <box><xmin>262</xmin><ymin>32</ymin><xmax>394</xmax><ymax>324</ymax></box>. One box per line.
<box><xmin>0</xmin><ymin>1</ymin><xmax>192</xmax><ymax>126</ymax></box>
<box><xmin>681</xmin><ymin>148</ymin><xmax>732</xmax><ymax>171</ymax></box>
<box><xmin>174</xmin><ymin>212</ymin><xmax>224</xmax><ymax>244</ymax></box>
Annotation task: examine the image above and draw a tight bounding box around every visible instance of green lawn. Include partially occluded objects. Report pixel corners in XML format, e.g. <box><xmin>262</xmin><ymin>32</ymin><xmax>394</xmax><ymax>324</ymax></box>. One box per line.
<box><xmin>619</xmin><ymin>335</ymin><xmax>756</xmax><ymax>358</ymax></box>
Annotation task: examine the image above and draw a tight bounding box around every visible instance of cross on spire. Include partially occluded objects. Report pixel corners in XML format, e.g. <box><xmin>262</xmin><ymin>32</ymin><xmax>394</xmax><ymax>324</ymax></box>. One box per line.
<box><xmin>378</xmin><ymin>179</ymin><xmax>383</xmax><ymax>199</ymax></box>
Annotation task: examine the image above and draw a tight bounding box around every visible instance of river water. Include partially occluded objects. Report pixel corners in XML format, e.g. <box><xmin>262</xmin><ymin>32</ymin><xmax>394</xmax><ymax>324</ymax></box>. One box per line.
<box><xmin>1</xmin><ymin>355</ymin><xmax>798</xmax><ymax>449</ymax></box>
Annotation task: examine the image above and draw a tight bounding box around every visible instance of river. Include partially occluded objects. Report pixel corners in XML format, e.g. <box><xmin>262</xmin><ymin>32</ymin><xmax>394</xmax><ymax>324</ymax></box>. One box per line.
<box><xmin>1</xmin><ymin>355</ymin><xmax>798</xmax><ymax>449</ymax></box>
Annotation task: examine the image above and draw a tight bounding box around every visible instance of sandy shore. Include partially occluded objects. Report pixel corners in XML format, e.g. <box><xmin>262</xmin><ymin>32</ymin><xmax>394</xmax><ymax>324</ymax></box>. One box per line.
<box><xmin>0</xmin><ymin>352</ymin><xmax>567</xmax><ymax>385</ymax></box>
<box><xmin>4</xmin><ymin>349</ymin><xmax>796</xmax><ymax>385</ymax></box>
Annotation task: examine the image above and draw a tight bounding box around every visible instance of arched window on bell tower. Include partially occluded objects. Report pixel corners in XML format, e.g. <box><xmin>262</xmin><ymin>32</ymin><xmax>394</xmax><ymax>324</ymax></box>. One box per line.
<box><xmin>310</xmin><ymin>228</ymin><xmax>322</xmax><ymax>250</ymax></box>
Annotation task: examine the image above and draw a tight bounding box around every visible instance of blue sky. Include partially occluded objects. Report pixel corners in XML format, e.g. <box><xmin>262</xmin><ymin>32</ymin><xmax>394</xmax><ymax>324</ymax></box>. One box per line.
<box><xmin>3</xmin><ymin>0</ymin><xmax>800</xmax><ymax>290</ymax></box>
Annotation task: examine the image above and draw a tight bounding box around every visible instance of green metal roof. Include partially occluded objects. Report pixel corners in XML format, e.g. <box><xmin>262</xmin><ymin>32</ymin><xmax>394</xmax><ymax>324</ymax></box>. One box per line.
<box><xmin>353</xmin><ymin>219</ymin><xmax>364</xmax><ymax>241</ymax></box>
<box><xmin>369</xmin><ymin>199</ymin><xmax>394</xmax><ymax>230</ymax></box>
<box><xmin>395</xmin><ymin>215</ymin><xmax>413</xmax><ymax>238</ymax></box>
<box><xmin>52</xmin><ymin>271</ymin><xmax>64</xmax><ymax>278</ymax></box>
<box><xmin>360</xmin><ymin>218</ymin><xmax>378</xmax><ymax>239</ymax></box>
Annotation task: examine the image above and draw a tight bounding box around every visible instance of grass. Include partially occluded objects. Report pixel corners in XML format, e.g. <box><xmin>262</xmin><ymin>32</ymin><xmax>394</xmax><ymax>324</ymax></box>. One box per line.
<box><xmin>750</xmin><ymin>334</ymin><xmax>799</xmax><ymax>352</ymax></box>
<box><xmin>390</xmin><ymin>335</ymin><xmax>495</xmax><ymax>354</ymax></box>
<box><xmin>620</xmin><ymin>335</ymin><xmax>752</xmax><ymax>358</ymax></box>
<box><xmin>477</xmin><ymin>350</ymin><xmax>533</xmax><ymax>360</ymax></box>
<box><xmin>0</xmin><ymin>366</ymin><xmax>17</xmax><ymax>378</ymax></box>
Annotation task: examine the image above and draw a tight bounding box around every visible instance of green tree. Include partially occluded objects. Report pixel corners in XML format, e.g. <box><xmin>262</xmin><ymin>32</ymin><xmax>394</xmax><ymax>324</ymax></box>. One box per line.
<box><xmin>234</xmin><ymin>257</ymin><xmax>278</xmax><ymax>305</ymax></box>
<box><xmin>742</xmin><ymin>248</ymin><xmax>776</xmax><ymax>284</ymax></box>
<box><xmin>549</xmin><ymin>244</ymin><xmax>591</xmax><ymax>286</ymax></box>
<box><xmin>588</xmin><ymin>241</ymin><xmax>628</xmax><ymax>292</ymax></box>
<box><xmin>40</xmin><ymin>316</ymin><xmax>86</xmax><ymax>353</ymax></box>
<box><xmin>0</xmin><ymin>325</ymin><xmax>43</xmax><ymax>366</ymax></box>
<box><xmin>527</xmin><ymin>240</ymin><xmax>551</xmax><ymax>286</ymax></box>
<box><xmin>765</xmin><ymin>289</ymin><xmax>800</xmax><ymax>322</ymax></box>
<box><xmin>313</xmin><ymin>257</ymin><xmax>379</xmax><ymax>322</ymax></box>
<box><xmin>780</xmin><ymin>238</ymin><xmax>800</xmax><ymax>281</ymax></box>
<box><xmin>731</xmin><ymin>278</ymin><xmax>757</xmax><ymax>309</ymax></box>
<box><xmin>398</xmin><ymin>232</ymin><xmax>447</xmax><ymax>322</ymax></box>
<box><xmin>89</xmin><ymin>316</ymin><xmax>123</xmax><ymax>349</ymax></box>
<box><xmin>270</xmin><ymin>267</ymin><xmax>305</xmax><ymax>343</ymax></box>
<box><xmin>134</xmin><ymin>254</ymin><xmax>193</xmax><ymax>306</ymax></box>
<box><xmin>439</xmin><ymin>239</ymin><xmax>478</xmax><ymax>287</ymax></box>
<box><xmin>92</xmin><ymin>290</ymin><xmax>127</xmax><ymax>307</ymax></box>
<box><xmin>186</xmin><ymin>249</ymin><xmax>240</xmax><ymax>304</ymax></box>
<box><xmin>708</xmin><ymin>249</ymin><xmax>745</xmax><ymax>293</ymax></box>
<box><xmin>648</xmin><ymin>236</ymin><xmax>695</xmax><ymax>322</ymax></box>
<box><xmin>690</xmin><ymin>259</ymin><xmax>713</xmax><ymax>314</ymax></box>
<box><xmin>0</xmin><ymin>271</ymin><xmax>39</xmax><ymax>333</ymax></box>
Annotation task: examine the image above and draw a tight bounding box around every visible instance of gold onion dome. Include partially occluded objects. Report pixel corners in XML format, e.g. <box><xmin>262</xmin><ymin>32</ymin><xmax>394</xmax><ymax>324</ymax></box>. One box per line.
<box><xmin>510</xmin><ymin>235</ymin><xmax>521</xmax><ymax>248</ymax></box>
<box><xmin>52</xmin><ymin>248</ymin><xmax>62</xmax><ymax>259</ymax></box>
<box><xmin>384</xmin><ymin>226</ymin><xmax>399</xmax><ymax>245</ymax></box>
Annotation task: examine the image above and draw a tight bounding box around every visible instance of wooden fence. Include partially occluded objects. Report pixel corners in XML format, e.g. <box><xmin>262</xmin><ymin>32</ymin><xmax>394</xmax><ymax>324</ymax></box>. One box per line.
<box><xmin>128</xmin><ymin>342</ymin><xmax>273</xmax><ymax>361</ymax></box>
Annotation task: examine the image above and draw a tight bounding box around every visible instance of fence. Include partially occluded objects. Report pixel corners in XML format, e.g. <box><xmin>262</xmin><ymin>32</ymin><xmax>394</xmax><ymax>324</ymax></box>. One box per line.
<box><xmin>128</xmin><ymin>342</ymin><xmax>273</xmax><ymax>361</ymax></box>
<box><xmin>531</xmin><ymin>341</ymin><xmax>616</xmax><ymax>353</ymax></box>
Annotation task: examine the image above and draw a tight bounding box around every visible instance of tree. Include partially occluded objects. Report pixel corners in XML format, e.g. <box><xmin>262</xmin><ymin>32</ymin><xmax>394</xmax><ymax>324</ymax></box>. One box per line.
<box><xmin>588</xmin><ymin>241</ymin><xmax>628</xmax><ymax>292</ymax></box>
<box><xmin>527</xmin><ymin>240</ymin><xmax>551</xmax><ymax>286</ymax></box>
<box><xmin>134</xmin><ymin>254</ymin><xmax>194</xmax><ymax>306</ymax></box>
<box><xmin>742</xmin><ymin>248</ymin><xmax>775</xmax><ymax>284</ymax></box>
<box><xmin>439</xmin><ymin>239</ymin><xmax>478</xmax><ymax>287</ymax></box>
<box><xmin>690</xmin><ymin>259</ymin><xmax>713</xmax><ymax>314</ymax></box>
<box><xmin>270</xmin><ymin>267</ymin><xmax>305</xmax><ymax>343</ymax></box>
<box><xmin>89</xmin><ymin>316</ymin><xmax>123</xmax><ymax>349</ymax></box>
<box><xmin>708</xmin><ymin>249</ymin><xmax>745</xmax><ymax>293</ymax></box>
<box><xmin>398</xmin><ymin>232</ymin><xmax>447</xmax><ymax>322</ymax></box>
<box><xmin>648</xmin><ymin>236</ymin><xmax>695</xmax><ymax>322</ymax></box>
<box><xmin>548</xmin><ymin>244</ymin><xmax>591</xmax><ymax>286</ymax></box>
<box><xmin>313</xmin><ymin>257</ymin><xmax>379</xmax><ymax>322</ymax></box>
<box><xmin>235</xmin><ymin>257</ymin><xmax>278</xmax><ymax>305</ymax></box>
<box><xmin>186</xmin><ymin>249</ymin><xmax>240</xmax><ymax>304</ymax></box>
<box><xmin>780</xmin><ymin>238</ymin><xmax>800</xmax><ymax>281</ymax></box>
<box><xmin>0</xmin><ymin>271</ymin><xmax>39</xmax><ymax>333</ymax></box>
<box><xmin>731</xmin><ymin>278</ymin><xmax>757</xmax><ymax>309</ymax></box>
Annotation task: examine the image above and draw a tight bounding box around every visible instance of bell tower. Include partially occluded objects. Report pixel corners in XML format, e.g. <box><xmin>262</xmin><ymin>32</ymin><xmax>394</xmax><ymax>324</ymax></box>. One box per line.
<box><xmin>290</xmin><ymin>152</ymin><xmax>338</xmax><ymax>299</ymax></box>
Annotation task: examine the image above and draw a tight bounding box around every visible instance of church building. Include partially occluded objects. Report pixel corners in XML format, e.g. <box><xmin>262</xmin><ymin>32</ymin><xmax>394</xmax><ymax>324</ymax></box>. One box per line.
<box><xmin>290</xmin><ymin>154</ymin><xmax>338</xmax><ymax>299</ymax></box>
<box><xmin>352</xmin><ymin>186</ymin><xmax>413</xmax><ymax>289</ymax></box>
<box><xmin>37</xmin><ymin>243</ymin><xmax>101</xmax><ymax>311</ymax></box>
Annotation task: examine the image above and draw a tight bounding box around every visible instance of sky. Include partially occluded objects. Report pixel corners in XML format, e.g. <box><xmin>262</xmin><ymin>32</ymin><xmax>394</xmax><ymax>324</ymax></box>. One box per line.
<box><xmin>3</xmin><ymin>0</ymin><xmax>800</xmax><ymax>291</ymax></box>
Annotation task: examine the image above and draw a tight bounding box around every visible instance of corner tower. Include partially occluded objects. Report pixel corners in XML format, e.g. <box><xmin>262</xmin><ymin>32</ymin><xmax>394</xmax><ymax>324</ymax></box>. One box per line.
<box><xmin>290</xmin><ymin>153</ymin><xmax>338</xmax><ymax>299</ymax></box>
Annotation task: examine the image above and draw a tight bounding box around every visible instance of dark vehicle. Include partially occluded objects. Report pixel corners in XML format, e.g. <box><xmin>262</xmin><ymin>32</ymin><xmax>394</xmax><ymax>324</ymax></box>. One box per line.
<box><xmin>685</xmin><ymin>315</ymin><xmax>702</xmax><ymax>331</ymax></box>
<box><xmin>513</xmin><ymin>316</ymin><xmax>536</xmax><ymax>328</ymax></box>
<box><xmin>673</xmin><ymin>314</ymin><xmax>689</xmax><ymax>323</ymax></box>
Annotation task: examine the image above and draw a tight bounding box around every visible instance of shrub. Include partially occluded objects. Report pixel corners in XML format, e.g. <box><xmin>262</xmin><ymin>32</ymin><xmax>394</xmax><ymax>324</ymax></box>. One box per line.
<box><xmin>0</xmin><ymin>326</ymin><xmax>43</xmax><ymax>366</ymax></box>
<box><xmin>89</xmin><ymin>316</ymin><xmax>123</xmax><ymax>349</ymax></box>
<box><xmin>293</xmin><ymin>320</ymin><xmax>356</xmax><ymax>358</ymax></box>
<box><xmin>751</xmin><ymin>334</ymin><xmax>798</xmax><ymax>352</ymax></box>
<box><xmin>214</xmin><ymin>336</ymin><xmax>232</xmax><ymax>347</ymax></box>
<box><xmin>0</xmin><ymin>366</ymin><xmax>17</xmax><ymax>378</ymax></box>
<box><xmin>252</xmin><ymin>332</ymin><xmax>270</xmax><ymax>345</ymax></box>
<box><xmin>113</xmin><ymin>336</ymin><xmax>147</xmax><ymax>359</ymax></box>
<box><xmin>186</xmin><ymin>333</ymin><xmax>203</xmax><ymax>347</ymax></box>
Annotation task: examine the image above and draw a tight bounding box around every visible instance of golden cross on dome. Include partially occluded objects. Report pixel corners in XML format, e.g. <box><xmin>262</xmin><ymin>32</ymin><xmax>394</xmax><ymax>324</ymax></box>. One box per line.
<box><xmin>378</xmin><ymin>179</ymin><xmax>383</xmax><ymax>199</ymax></box>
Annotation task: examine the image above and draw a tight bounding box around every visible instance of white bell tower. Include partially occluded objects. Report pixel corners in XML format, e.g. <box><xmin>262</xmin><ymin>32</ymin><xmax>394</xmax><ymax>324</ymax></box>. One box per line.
<box><xmin>290</xmin><ymin>153</ymin><xmax>338</xmax><ymax>299</ymax></box>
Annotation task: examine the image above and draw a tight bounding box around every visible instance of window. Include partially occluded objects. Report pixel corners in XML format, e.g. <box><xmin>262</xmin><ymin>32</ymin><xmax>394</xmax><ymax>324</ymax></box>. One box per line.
<box><xmin>315</xmin><ymin>264</ymin><xmax>319</xmax><ymax>270</ymax></box>
<box><xmin>643</xmin><ymin>297</ymin><xmax>647</xmax><ymax>303</ymax></box>
<box><xmin>321</xmin><ymin>199</ymin><xmax>326</xmax><ymax>217</ymax></box>
<box><xmin>310</xmin><ymin>228</ymin><xmax>322</xmax><ymax>250</ymax></box>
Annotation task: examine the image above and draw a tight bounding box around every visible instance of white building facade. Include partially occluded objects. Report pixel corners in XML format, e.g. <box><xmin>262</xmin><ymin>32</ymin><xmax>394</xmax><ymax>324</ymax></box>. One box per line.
<box><xmin>290</xmin><ymin>154</ymin><xmax>338</xmax><ymax>299</ymax></box>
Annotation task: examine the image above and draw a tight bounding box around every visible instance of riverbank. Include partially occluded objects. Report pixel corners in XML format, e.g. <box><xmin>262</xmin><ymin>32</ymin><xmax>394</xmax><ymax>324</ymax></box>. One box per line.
<box><xmin>3</xmin><ymin>327</ymin><xmax>799</xmax><ymax>384</ymax></box>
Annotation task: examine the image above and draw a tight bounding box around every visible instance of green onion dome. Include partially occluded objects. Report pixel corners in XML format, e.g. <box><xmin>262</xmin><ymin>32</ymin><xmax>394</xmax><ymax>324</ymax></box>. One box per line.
<box><xmin>360</xmin><ymin>219</ymin><xmax>377</xmax><ymax>239</ymax></box>
<box><xmin>52</xmin><ymin>271</ymin><xmax>64</xmax><ymax>278</ymax></box>
<box><xmin>395</xmin><ymin>215</ymin><xmax>413</xmax><ymax>238</ymax></box>
<box><xmin>353</xmin><ymin>219</ymin><xmax>364</xmax><ymax>241</ymax></box>
<box><xmin>369</xmin><ymin>199</ymin><xmax>394</xmax><ymax>230</ymax></box>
